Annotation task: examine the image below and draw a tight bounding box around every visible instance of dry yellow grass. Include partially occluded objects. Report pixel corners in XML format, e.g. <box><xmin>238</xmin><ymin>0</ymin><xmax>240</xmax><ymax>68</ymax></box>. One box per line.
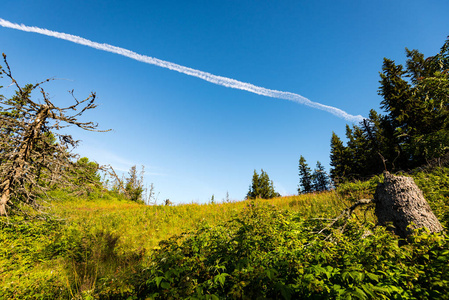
<box><xmin>49</xmin><ymin>190</ymin><xmax>354</xmax><ymax>254</ymax></box>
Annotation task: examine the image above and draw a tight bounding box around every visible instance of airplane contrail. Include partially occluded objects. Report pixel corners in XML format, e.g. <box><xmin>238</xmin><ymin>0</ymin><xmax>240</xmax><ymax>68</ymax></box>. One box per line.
<box><xmin>0</xmin><ymin>18</ymin><xmax>365</xmax><ymax>123</ymax></box>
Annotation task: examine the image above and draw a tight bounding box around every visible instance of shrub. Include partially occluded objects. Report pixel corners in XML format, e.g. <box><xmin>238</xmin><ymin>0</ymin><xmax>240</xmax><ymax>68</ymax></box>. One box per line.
<box><xmin>139</xmin><ymin>202</ymin><xmax>449</xmax><ymax>299</ymax></box>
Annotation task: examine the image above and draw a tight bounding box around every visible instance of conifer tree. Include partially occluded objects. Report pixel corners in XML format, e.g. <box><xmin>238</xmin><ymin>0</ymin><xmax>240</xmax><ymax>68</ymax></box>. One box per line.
<box><xmin>125</xmin><ymin>165</ymin><xmax>145</xmax><ymax>202</ymax></box>
<box><xmin>330</xmin><ymin>37</ymin><xmax>449</xmax><ymax>183</ymax></box>
<box><xmin>312</xmin><ymin>161</ymin><xmax>330</xmax><ymax>192</ymax></box>
<box><xmin>246</xmin><ymin>169</ymin><xmax>279</xmax><ymax>199</ymax></box>
<box><xmin>329</xmin><ymin>133</ymin><xmax>351</xmax><ymax>184</ymax></box>
<box><xmin>298</xmin><ymin>156</ymin><xmax>313</xmax><ymax>194</ymax></box>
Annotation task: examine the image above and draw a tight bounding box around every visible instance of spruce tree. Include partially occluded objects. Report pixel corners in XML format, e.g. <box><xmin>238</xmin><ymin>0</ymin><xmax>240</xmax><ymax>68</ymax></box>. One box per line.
<box><xmin>378</xmin><ymin>38</ymin><xmax>449</xmax><ymax>167</ymax></box>
<box><xmin>246</xmin><ymin>169</ymin><xmax>279</xmax><ymax>199</ymax></box>
<box><xmin>298</xmin><ymin>156</ymin><xmax>313</xmax><ymax>194</ymax></box>
<box><xmin>329</xmin><ymin>133</ymin><xmax>351</xmax><ymax>185</ymax></box>
<box><xmin>330</xmin><ymin>37</ymin><xmax>449</xmax><ymax>183</ymax></box>
<box><xmin>124</xmin><ymin>165</ymin><xmax>145</xmax><ymax>202</ymax></box>
<box><xmin>312</xmin><ymin>161</ymin><xmax>330</xmax><ymax>192</ymax></box>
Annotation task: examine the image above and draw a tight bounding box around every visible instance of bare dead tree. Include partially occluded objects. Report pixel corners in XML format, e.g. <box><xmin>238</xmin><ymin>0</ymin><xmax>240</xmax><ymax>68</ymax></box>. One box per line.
<box><xmin>106</xmin><ymin>165</ymin><xmax>126</xmax><ymax>194</ymax></box>
<box><xmin>0</xmin><ymin>54</ymin><xmax>109</xmax><ymax>216</ymax></box>
<box><xmin>105</xmin><ymin>164</ymin><xmax>153</xmax><ymax>203</ymax></box>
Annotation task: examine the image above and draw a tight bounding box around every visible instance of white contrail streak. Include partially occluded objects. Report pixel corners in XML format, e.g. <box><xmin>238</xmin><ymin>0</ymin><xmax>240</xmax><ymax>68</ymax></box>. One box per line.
<box><xmin>0</xmin><ymin>18</ymin><xmax>365</xmax><ymax>122</ymax></box>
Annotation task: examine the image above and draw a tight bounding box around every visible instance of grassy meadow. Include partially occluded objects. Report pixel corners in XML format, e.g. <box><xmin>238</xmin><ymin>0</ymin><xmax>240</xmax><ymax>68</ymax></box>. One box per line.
<box><xmin>1</xmin><ymin>168</ymin><xmax>448</xmax><ymax>299</ymax></box>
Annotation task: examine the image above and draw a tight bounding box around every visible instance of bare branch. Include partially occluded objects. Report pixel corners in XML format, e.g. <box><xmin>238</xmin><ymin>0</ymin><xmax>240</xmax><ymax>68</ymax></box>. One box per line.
<box><xmin>0</xmin><ymin>55</ymin><xmax>110</xmax><ymax>216</ymax></box>
<box><xmin>317</xmin><ymin>198</ymin><xmax>374</xmax><ymax>238</ymax></box>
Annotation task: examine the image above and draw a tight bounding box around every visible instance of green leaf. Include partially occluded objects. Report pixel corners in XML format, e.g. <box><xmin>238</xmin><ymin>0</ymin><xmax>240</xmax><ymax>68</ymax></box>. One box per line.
<box><xmin>155</xmin><ymin>276</ymin><xmax>164</xmax><ymax>288</ymax></box>
<box><xmin>214</xmin><ymin>273</ymin><xmax>229</xmax><ymax>287</ymax></box>
<box><xmin>365</xmin><ymin>272</ymin><xmax>379</xmax><ymax>282</ymax></box>
<box><xmin>160</xmin><ymin>281</ymin><xmax>170</xmax><ymax>289</ymax></box>
<box><xmin>265</xmin><ymin>268</ymin><xmax>278</xmax><ymax>280</ymax></box>
<box><xmin>352</xmin><ymin>287</ymin><xmax>368</xmax><ymax>299</ymax></box>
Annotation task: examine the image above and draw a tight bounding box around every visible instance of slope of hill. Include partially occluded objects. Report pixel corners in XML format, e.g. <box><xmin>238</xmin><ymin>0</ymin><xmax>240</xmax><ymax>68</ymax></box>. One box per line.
<box><xmin>1</xmin><ymin>168</ymin><xmax>448</xmax><ymax>299</ymax></box>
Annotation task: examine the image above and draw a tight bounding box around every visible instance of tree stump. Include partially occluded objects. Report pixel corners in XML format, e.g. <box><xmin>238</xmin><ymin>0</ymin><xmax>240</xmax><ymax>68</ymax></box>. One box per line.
<box><xmin>374</xmin><ymin>172</ymin><xmax>443</xmax><ymax>238</ymax></box>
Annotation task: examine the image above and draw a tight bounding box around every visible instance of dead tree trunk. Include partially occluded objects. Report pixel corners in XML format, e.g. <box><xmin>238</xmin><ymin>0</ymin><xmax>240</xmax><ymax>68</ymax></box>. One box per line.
<box><xmin>0</xmin><ymin>54</ymin><xmax>109</xmax><ymax>217</ymax></box>
<box><xmin>0</xmin><ymin>106</ymin><xmax>49</xmax><ymax>216</ymax></box>
<box><xmin>374</xmin><ymin>172</ymin><xmax>443</xmax><ymax>238</ymax></box>
<box><xmin>0</xmin><ymin>183</ymin><xmax>10</xmax><ymax>216</ymax></box>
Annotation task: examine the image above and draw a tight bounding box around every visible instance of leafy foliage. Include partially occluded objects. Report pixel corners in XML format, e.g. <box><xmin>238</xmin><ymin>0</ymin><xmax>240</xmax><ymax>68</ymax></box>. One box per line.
<box><xmin>67</xmin><ymin>157</ymin><xmax>105</xmax><ymax>199</ymax></box>
<box><xmin>1</xmin><ymin>167</ymin><xmax>449</xmax><ymax>299</ymax></box>
<box><xmin>411</xmin><ymin>167</ymin><xmax>449</xmax><ymax>228</ymax></box>
<box><xmin>141</xmin><ymin>201</ymin><xmax>449</xmax><ymax>299</ymax></box>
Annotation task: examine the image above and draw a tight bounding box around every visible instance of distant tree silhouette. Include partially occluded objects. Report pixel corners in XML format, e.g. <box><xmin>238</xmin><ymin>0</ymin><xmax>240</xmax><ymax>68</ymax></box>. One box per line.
<box><xmin>312</xmin><ymin>161</ymin><xmax>330</xmax><ymax>192</ymax></box>
<box><xmin>125</xmin><ymin>165</ymin><xmax>145</xmax><ymax>202</ymax></box>
<box><xmin>298</xmin><ymin>156</ymin><xmax>313</xmax><ymax>194</ymax></box>
<box><xmin>108</xmin><ymin>165</ymin><xmax>147</xmax><ymax>203</ymax></box>
<box><xmin>246</xmin><ymin>169</ymin><xmax>279</xmax><ymax>199</ymax></box>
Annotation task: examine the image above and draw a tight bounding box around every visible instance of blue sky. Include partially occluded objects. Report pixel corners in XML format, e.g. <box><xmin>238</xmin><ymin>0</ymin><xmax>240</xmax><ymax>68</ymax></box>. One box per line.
<box><xmin>1</xmin><ymin>1</ymin><xmax>448</xmax><ymax>203</ymax></box>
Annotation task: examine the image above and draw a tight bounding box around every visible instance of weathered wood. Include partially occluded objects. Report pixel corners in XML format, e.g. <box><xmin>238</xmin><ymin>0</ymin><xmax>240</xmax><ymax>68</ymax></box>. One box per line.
<box><xmin>0</xmin><ymin>54</ymin><xmax>109</xmax><ymax>216</ymax></box>
<box><xmin>374</xmin><ymin>172</ymin><xmax>443</xmax><ymax>238</ymax></box>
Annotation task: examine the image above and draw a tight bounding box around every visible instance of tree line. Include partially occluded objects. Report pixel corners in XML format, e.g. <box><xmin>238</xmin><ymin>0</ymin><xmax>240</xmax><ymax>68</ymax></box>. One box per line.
<box><xmin>330</xmin><ymin>37</ymin><xmax>449</xmax><ymax>184</ymax></box>
<box><xmin>2</xmin><ymin>37</ymin><xmax>447</xmax><ymax>211</ymax></box>
<box><xmin>247</xmin><ymin>37</ymin><xmax>449</xmax><ymax>198</ymax></box>
<box><xmin>246</xmin><ymin>157</ymin><xmax>331</xmax><ymax>199</ymax></box>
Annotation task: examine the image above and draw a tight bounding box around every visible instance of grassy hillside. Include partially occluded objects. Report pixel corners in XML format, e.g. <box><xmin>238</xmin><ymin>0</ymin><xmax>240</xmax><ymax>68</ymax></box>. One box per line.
<box><xmin>1</xmin><ymin>168</ymin><xmax>448</xmax><ymax>299</ymax></box>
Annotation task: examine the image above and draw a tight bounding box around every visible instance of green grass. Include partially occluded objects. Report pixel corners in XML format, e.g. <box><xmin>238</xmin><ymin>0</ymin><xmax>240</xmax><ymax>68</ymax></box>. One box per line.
<box><xmin>48</xmin><ymin>189</ymin><xmax>350</xmax><ymax>253</ymax></box>
<box><xmin>1</xmin><ymin>167</ymin><xmax>448</xmax><ymax>299</ymax></box>
<box><xmin>0</xmin><ymin>189</ymin><xmax>346</xmax><ymax>299</ymax></box>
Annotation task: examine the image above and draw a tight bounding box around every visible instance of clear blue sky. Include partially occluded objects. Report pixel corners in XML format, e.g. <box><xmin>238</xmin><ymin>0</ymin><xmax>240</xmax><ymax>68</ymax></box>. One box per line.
<box><xmin>1</xmin><ymin>1</ymin><xmax>448</xmax><ymax>203</ymax></box>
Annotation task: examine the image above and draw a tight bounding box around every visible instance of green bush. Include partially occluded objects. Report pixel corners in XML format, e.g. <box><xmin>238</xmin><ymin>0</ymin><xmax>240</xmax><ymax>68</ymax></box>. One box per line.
<box><xmin>336</xmin><ymin>174</ymin><xmax>382</xmax><ymax>202</ymax></box>
<box><xmin>412</xmin><ymin>167</ymin><xmax>449</xmax><ymax>228</ymax></box>
<box><xmin>139</xmin><ymin>202</ymin><xmax>449</xmax><ymax>299</ymax></box>
<box><xmin>2</xmin><ymin>167</ymin><xmax>448</xmax><ymax>299</ymax></box>
<box><xmin>0</xmin><ymin>216</ymin><xmax>69</xmax><ymax>299</ymax></box>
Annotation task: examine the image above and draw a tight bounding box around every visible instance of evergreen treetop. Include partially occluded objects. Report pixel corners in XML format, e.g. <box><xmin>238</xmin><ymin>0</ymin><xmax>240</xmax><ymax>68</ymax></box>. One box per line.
<box><xmin>330</xmin><ymin>37</ymin><xmax>449</xmax><ymax>184</ymax></box>
<box><xmin>312</xmin><ymin>161</ymin><xmax>330</xmax><ymax>192</ymax></box>
<box><xmin>298</xmin><ymin>156</ymin><xmax>313</xmax><ymax>194</ymax></box>
<box><xmin>246</xmin><ymin>169</ymin><xmax>279</xmax><ymax>199</ymax></box>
